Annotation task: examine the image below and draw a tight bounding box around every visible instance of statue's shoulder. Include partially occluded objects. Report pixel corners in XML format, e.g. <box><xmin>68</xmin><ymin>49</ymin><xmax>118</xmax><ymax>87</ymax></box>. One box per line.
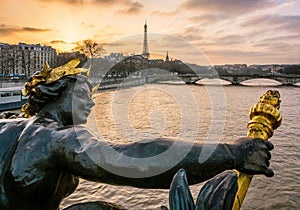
<box><xmin>47</xmin><ymin>125</ymin><xmax>96</xmax><ymax>152</ymax></box>
<box><xmin>0</xmin><ymin>118</ymin><xmax>28</xmax><ymax>175</ymax></box>
<box><xmin>54</xmin><ymin>125</ymin><xmax>94</xmax><ymax>141</ymax></box>
<box><xmin>0</xmin><ymin>117</ymin><xmax>28</xmax><ymax>131</ymax></box>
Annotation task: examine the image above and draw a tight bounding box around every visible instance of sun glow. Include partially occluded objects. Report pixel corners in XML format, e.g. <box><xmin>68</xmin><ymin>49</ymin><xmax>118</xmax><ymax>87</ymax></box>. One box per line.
<box><xmin>0</xmin><ymin>0</ymin><xmax>299</xmax><ymax>64</ymax></box>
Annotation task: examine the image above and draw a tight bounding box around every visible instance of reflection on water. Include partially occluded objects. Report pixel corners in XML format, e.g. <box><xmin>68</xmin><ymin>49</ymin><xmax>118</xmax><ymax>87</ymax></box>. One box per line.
<box><xmin>241</xmin><ymin>78</ymin><xmax>282</xmax><ymax>86</ymax></box>
<box><xmin>195</xmin><ymin>78</ymin><xmax>293</xmax><ymax>86</ymax></box>
<box><xmin>60</xmin><ymin>83</ymin><xmax>300</xmax><ymax>210</ymax></box>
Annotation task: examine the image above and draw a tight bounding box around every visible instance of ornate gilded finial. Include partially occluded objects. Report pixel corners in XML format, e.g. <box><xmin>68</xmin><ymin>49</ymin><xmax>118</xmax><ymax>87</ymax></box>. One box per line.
<box><xmin>258</xmin><ymin>90</ymin><xmax>281</xmax><ymax>109</ymax></box>
<box><xmin>232</xmin><ymin>90</ymin><xmax>282</xmax><ymax>210</ymax></box>
<box><xmin>248</xmin><ymin>90</ymin><xmax>282</xmax><ymax>138</ymax></box>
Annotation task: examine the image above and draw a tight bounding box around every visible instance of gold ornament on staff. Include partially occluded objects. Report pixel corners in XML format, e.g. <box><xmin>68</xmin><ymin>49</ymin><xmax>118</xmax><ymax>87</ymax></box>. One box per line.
<box><xmin>232</xmin><ymin>90</ymin><xmax>282</xmax><ymax>209</ymax></box>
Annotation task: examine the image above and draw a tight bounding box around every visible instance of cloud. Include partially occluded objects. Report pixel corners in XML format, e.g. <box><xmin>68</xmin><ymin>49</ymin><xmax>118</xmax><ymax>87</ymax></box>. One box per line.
<box><xmin>47</xmin><ymin>40</ymin><xmax>68</xmax><ymax>44</ymax></box>
<box><xmin>204</xmin><ymin>48</ymin><xmax>282</xmax><ymax>64</ymax></box>
<box><xmin>22</xmin><ymin>27</ymin><xmax>51</xmax><ymax>32</ymax></box>
<box><xmin>38</xmin><ymin>0</ymin><xmax>145</xmax><ymax>14</ymax></box>
<box><xmin>92</xmin><ymin>0</ymin><xmax>119</xmax><ymax>4</ymax></box>
<box><xmin>251</xmin><ymin>34</ymin><xmax>300</xmax><ymax>53</ymax></box>
<box><xmin>36</xmin><ymin>0</ymin><xmax>85</xmax><ymax>4</ymax></box>
<box><xmin>189</xmin><ymin>14</ymin><xmax>231</xmax><ymax>25</ymax></box>
<box><xmin>240</xmin><ymin>14</ymin><xmax>300</xmax><ymax>34</ymax></box>
<box><xmin>206</xmin><ymin>49</ymin><xmax>276</xmax><ymax>57</ymax></box>
<box><xmin>253</xmin><ymin>42</ymin><xmax>294</xmax><ymax>52</ymax></box>
<box><xmin>105</xmin><ymin>42</ymin><xmax>126</xmax><ymax>47</ymax></box>
<box><xmin>173</xmin><ymin>25</ymin><xmax>247</xmax><ymax>47</ymax></box>
<box><xmin>0</xmin><ymin>24</ymin><xmax>51</xmax><ymax>35</ymax></box>
<box><xmin>81</xmin><ymin>22</ymin><xmax>95</xmax><ymax>29</ymax></box>
<box><xmin>36</xmin><ymin>0</ymin><xmax>136</xmax><ymax>6</ymax></box>
<box><xmin>151</xmin><ymin>10</ymin><xmax>179</xmax><ymax>17</ymax></box>
<box><xmin>116</xmin><ymin>1</ymin><xmax>144</xmax><ymax>14</ymax></box>
<box><xmin>175</xmin><ymin>26</ymin><xmax>204</xmax><ymax>42</ymax></box>
<box><xmin>212</xmin><ymin>34</ymin><xmax>247</xmax><ymax>46</ymax></box>
<box><xmin>262</xmin><ymin>34</ymin><xmax>300</xmax><ymax>43</ymax></box>
<box><xmin>212</xmin><ymin>44</ymin><xmax>300</xmax><ymax>64</ymax></box>
<box><xmin>182</xmin><ymin>0</ymin><xmax>278</xmax><ymax>14</ymax></box>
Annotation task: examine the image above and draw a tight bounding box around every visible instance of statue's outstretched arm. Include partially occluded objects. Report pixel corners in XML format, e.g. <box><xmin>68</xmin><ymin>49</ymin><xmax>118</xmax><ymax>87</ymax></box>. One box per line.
<box><xmin>55</xmin><ymin>128</ymin><xmax>273</xmax><ymax>189</ymax></box>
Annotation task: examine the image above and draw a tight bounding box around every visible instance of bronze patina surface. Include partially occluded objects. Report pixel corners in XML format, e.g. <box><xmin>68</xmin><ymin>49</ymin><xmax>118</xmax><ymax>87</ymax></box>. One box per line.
<box><xmin>0</xmin><ymin>60</ymin><xmax>276</xmax><ymax>210</ymax></box>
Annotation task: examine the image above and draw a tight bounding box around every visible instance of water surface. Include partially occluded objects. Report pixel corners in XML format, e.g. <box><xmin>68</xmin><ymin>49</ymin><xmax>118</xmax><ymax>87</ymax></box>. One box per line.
<box><xmin>60</xmin><ymin>84</ymin><xmax>299</xmax><ymax>210</ymax></box>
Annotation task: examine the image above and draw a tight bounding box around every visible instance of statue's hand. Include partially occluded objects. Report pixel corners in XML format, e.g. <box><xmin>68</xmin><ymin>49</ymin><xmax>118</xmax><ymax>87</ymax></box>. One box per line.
<box><xmin>235</xmin><ymin>137</ymin><xmax>274</xmax><ymax>177</ymax></box>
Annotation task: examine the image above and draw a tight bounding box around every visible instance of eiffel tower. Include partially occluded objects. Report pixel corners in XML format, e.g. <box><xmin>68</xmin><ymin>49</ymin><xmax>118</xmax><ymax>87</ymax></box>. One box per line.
<box><xmin>142</xmin><ymin>20</ymin><xmax>150</xmax><ymax>59</ymax></box>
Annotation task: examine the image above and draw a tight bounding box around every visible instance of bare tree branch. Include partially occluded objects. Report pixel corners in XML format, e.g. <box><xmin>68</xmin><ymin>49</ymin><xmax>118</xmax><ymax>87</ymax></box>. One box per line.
<box><xmin>73</xmin><ymin>39</ymin><xmax>105</xmax><ymax>58</ymax></box>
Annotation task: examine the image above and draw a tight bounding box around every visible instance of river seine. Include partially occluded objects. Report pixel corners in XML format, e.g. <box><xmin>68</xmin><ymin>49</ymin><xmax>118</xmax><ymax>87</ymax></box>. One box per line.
<box><xmin>60</xmin><ymin>83</ymin><xmax>299</xmax><ymax>210</ymax></box>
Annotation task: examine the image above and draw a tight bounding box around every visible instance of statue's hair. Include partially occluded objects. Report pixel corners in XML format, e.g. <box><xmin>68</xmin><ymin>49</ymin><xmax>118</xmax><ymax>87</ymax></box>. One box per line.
<box><xmin>26</xmin><ymin>74</ymin><xmax>90</xmax><ymax>116</ymax></box>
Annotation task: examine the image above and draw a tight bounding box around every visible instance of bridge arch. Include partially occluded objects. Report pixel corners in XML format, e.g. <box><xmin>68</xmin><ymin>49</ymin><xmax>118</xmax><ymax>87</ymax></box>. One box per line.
<box><xmin>178</xmin><ymin>74</ymin><xmax>300</xmax><ymax>86</ymax></box>
<box><xmin>194</xmin><ymin>78</ymin><xmax>231</xmax><ymax>85</ymax></box>
<box><xmin>240</xmin><ymin>78</ymin><xmax>282</xmax><ymax>86</ymax></box>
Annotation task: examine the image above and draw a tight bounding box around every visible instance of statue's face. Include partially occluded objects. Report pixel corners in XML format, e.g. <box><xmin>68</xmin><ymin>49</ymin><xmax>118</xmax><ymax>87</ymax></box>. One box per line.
<box><xmin>71</xmin><ymin>81</ymin><xmax>95</xmax><ymax>124</ymax></box>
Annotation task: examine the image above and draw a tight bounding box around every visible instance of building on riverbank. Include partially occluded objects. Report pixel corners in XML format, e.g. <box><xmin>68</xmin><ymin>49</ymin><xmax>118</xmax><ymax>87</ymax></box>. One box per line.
<box><xmin>0</xmin><ymin>42</ymin><xmax>56</xmax><ymax>78</ymax></box>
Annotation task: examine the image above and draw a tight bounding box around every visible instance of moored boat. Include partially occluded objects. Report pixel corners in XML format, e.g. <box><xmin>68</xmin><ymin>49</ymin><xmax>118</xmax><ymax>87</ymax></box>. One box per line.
<box><xmin>0</xmin><ymin>87</ymin><xmax>28</xmax><ymax>111</ymax></box>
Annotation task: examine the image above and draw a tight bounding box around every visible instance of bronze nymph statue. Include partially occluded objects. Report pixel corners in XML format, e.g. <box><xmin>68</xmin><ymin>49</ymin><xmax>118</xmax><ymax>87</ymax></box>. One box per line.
<box><xmin>0</xmin><ymin>59</ymin><xmax>274</xmax><ymax>210</ymax></box>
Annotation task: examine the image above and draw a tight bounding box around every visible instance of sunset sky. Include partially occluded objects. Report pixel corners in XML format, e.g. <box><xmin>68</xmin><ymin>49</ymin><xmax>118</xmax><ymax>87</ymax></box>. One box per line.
<box><xmin>0</xmin><ymin>0</ymin><xmax>299</xmax><ymax>65</ymax></box>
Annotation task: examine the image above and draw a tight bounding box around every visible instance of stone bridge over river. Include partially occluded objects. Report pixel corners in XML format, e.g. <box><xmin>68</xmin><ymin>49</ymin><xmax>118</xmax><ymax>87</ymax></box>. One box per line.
<box><xmin>174</xmin><ymin>73</ymin><xmax>300</xmax><ymax>85</ymax></box>
<box><xmin>97</xmin><ymin>73</ymin><xmax>300</xmax><ymax>89</ymax></box>
<box><xmin>92</xmin><ymin>56</ymin><xmax>300</xmax><ymax>86</ymax></box>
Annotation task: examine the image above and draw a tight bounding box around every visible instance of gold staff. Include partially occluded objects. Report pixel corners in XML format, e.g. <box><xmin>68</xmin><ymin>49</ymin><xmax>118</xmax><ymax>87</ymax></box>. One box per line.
<box><xmin>232</xmin><ymin>90</ymin><xmax>282</xmax><ymax>209</ymax></box>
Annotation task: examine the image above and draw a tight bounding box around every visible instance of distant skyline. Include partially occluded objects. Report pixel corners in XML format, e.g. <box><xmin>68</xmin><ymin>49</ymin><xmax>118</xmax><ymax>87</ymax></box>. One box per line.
<box><xmin>0</xmin><ymin>0</ymin><xmax>300</xmax><ymax>65</ymax></box>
